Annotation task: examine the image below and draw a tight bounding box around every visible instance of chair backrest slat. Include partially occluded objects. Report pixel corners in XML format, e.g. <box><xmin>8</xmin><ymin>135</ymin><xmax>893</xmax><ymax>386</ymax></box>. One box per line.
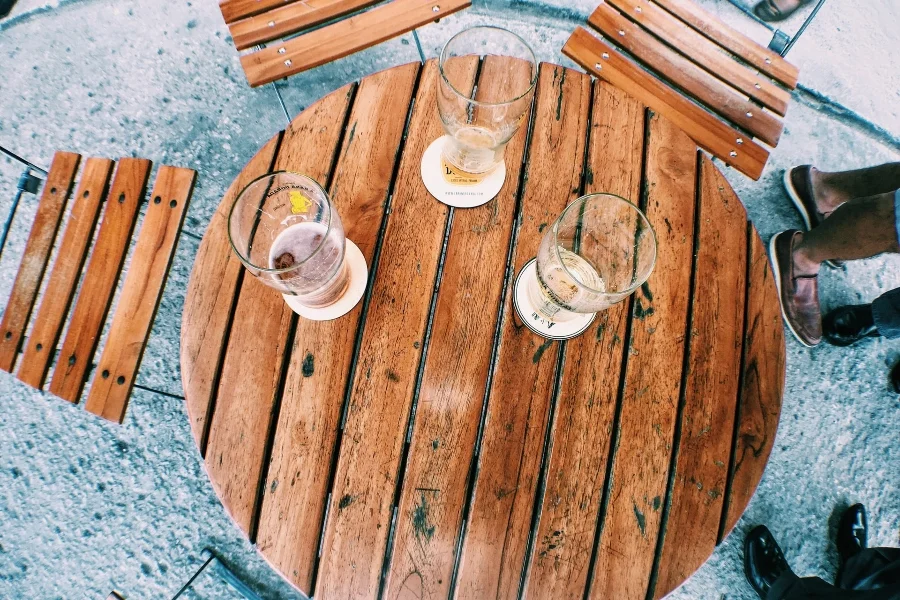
<box><xmin>599</xmin><ymin>0</ymin><xmax>790</xmax><ymax>116</ymax></box>
<box><xmin>220</xmin><ymin>0</ymin><xmax>301</xmax><ymax>24</ymax></box>
<box><xmin>563</xmin><ymin>27</ymin><xmax>768</xmax><ymax>180</ymax></box>
<box><xmin>241</xmin><ymin>0</ymin><xmax>470</xmax><ymax>87</ymax></box>
<box><xmin>230</xmin><ymin>0</ymin><xmax>382</xmax><ymax>51</ymax></box>
<box><xmin>653</xmin><ymin>0</ymin><xmax>799</xmax><ymax>88</ymax></box>
<box><xmin>590</xmin><ymin>2</ymin><xmax>783</xmax><ymax>147</ymax></box>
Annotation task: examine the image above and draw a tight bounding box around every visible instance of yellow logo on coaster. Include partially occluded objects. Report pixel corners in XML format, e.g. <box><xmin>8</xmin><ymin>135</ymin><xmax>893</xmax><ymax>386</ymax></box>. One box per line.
<box><xmin>440</xmin><ymin>157</ymin><xmax>488</xmax><ymax>187</ymax></box>
<box><xmin>289</xmin><ymin>190</ymin><xmax>312</xmax><ymax>214</ymax></box>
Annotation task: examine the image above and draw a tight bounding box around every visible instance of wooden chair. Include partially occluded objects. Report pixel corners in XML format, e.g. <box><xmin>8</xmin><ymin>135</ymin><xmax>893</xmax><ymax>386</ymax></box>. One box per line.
<box><xmin>220</xmin><ymin>0</ymin><xmax>472</xmax><ymax>87</ymax></box>
<box><xmin>0</xmin><ymin>150</ymin><xmax>196</xmax><ymax>423</ymax></box>
<box><xmin>563</xmin><ymin>0</ymin><xmax>800</xmax><ymax>180</ymax></box>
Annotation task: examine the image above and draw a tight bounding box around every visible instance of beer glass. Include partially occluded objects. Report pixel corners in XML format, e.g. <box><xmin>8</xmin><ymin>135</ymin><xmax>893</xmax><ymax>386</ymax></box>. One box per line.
<box><xmin>437</xmin><ymin>26</ymin><xmax>537</xmax><ymax>174</ymax></box>
<box><xmin>514</xmin><ymin>193</ymin><xmax>657</xmax><ymax>339</ymax></box>
<box><xmin>229</xmin><ymin>172</ymin><xmax>353</xmax><ymax>314</ymax></box>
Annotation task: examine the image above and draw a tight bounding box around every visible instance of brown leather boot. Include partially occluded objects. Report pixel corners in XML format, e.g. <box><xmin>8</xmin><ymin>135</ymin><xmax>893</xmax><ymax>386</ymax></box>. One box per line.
<box><xmin>769</xmin><ymin>230</ymin><xmax>822</xmax><ymax>347</ymax></box>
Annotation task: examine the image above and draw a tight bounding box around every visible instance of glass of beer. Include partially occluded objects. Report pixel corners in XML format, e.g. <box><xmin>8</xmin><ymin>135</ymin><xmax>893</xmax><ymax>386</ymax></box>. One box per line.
<box><xmin>228</xmin><ymin>171</ymin><xmax>351</xmax><ymax>312</ymax></box>
<box><xmin>437</xmin><ymin>26</ymin><xmax>537</xmax><ymax>174</ymax></box>
<box><xmin>513</xmin><ymin>193</ymin><xmax>657</xmax><ymax>339</ymax></box>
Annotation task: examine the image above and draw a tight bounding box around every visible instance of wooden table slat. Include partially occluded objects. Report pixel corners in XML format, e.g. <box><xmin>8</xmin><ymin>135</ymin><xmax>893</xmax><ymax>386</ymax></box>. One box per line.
<box><xmin>85</xmin><ymin>166</ymin><xmax>196</xmax><ymax>422</ymax></box>
<box><xmin>652</xmin><ymin>156</ymin><xmax>748</xmax><ymax>599</ymax></box>
<box><xmin>49</xmin><ymin>158</ymin><xmax>152</xmax><ymax>402</ymax></box>
<box><xmin>315</xmin><ymin>58</ymin><xmax>476</xmax><ymax>599</ymax></box>
<box><xmin>219</xmin><ymin>0</ymin><xmax>303</xmax><ymax>24</ymax></box>
<box><xmin>454</xmin><ymin>64</ymin><xmax>592</xmax><ymax>600</ymax></box>
<box><xmin>254</xmin><ymin>62</ymin><xmax>421</xmax><ymax>595</ymax></box>
<box><xmin>587</xmin><ymin>112</ymin><xmax>698</xmax><ymax>600</ymax></box>
<box><xmin>0</xmin><ymin>151</ymin><xmax>81</xmax><ymax>373</ymax></box>
<box><xmin>524</xmin><ymin>79</ymin><xmax>644</xmax><ymax>599</ymax></box>
<box><xmin>203</xmin><ymin>83</ymin><xmax>354</xmax><ymax>535</ymax></box>
<box><xmin>182</xmin><ymin>134</ymin><xmax>282</xmax><ymax>449</ymax></box>
<box><xmin>17</xmin><ymin>158</ymin><xmax>112</xmax><ymax>388</ymax></box>
<box><xmin>383</xmin><ymin>56</ymin><xmax>534</xmax><ymax>600</ymax></box>
<box><xmin>721</xmin><ymin>229</ymin><xmax>785</xmax><ymax>537</ymax></box>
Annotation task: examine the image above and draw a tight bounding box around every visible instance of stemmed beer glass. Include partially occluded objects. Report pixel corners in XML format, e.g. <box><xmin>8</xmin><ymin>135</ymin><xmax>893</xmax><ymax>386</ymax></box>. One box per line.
<box><xmin>514</xmin><ymin>193</ymin><xmax>657</xmax><ymax>339</ymax></box>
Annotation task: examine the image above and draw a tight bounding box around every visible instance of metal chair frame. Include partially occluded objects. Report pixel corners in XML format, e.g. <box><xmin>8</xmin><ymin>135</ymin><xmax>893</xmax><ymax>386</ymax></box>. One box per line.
<box><xmin>723</xmin><ymin>0</ymin><xmax>827</xmax><ymax>55</ymax></box>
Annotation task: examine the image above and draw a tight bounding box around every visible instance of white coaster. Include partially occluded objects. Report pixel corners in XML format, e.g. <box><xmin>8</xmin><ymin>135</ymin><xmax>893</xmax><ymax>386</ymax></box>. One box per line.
<box><xmin>512</xmin><ymin>259</ymin><xmax>596</xmax><ymax>340</ymax></box>
<box><xmin>421</xmin><ymin>136</ymin><xmax>506</xmax><ymax>208</ymax></box>
<box><xmin>283</xmin><ymin>240</ymin><xmax>368</xmax><ymax>321</ymax></box>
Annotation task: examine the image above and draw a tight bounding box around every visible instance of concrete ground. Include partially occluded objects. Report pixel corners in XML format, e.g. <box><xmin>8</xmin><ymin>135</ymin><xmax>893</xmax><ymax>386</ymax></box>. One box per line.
<box><xmin>0</xmin><ymin>0</ymin><xmax>898</xmax><ymax>598</ymax></box>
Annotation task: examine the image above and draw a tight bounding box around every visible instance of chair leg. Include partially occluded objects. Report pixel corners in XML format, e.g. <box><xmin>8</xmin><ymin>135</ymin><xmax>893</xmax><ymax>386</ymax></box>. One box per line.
<box><xmin>781</xmin><ymin>0</ymin><xmax>828</xmax><ymax>56</ymax></box>
<box><xmin>0</xmin><ymin>167</ymin><xmax>42</xmax><ymax>261</ymax></box>
<box><xmin>170</xmin><ymin>549</ymin><xmax>264</xmax><ymax>600</ymax></box>
<box><xmin>412</xmin><ymin>29</ymin><xmax>427</xmax><ymax>64</ymax></box>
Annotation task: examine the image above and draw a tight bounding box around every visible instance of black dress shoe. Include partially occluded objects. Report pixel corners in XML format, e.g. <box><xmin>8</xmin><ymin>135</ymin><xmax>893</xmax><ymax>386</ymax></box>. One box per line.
<box><xmin>0</xmin><ymin>0</ymin><xmax>17</xmax><ymax>18</ymax></box>
<box><xmin>823</xmin><ymin>304</ymin><xmax>881</xmax><ymax>347</ymax></box>
<box><xmin>892</xmin><ymin>362</ymin><xmax>900</xmax><ymax>394</ymax></box>
<box><xmin>837</xmin><ymin>504</ymin><xmax>867</xmax><ymax>565</ymax></box>
<box><xmin>745</xmin><ymin>525</ymin><xmax>793</xmax><ymax>599</ymax></box>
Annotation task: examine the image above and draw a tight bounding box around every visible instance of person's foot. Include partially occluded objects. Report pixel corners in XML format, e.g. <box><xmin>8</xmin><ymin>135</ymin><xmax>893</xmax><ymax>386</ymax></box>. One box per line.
<box><xmin>822</xmin><ymin>304</ymin><xmax>881</xmax><ymax>346</ymax></box>
<box><xmin>837</xmin><ymin>504</ymin><xmax>868</xmax><ymax>565</ymax></box>
<box><xmin>769</xmin><ymin>230</ymin><xmax>822</xmax><ymax>347</ymax></box>
<box><xmin>754</xmin><ymin>0</ymin><xmax>811</xmax><ymax>21</ymax></box>
<box><xmin>782</xmin><ymin>166</ymin><xmax>842</xmax><ymax>268</ymax></box>
<box><xmin>745</xmin><ymin>525</ymin><xmax>793</xmax><ymax>599</ymax></box>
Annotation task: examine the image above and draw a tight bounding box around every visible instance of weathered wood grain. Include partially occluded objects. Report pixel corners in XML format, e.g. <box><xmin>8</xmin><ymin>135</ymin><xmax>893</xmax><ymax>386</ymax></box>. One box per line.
<box><xmin>219</xmin><ymin>0</ymin><xmax>301</xmax><ymax>23</ymax></box>
<box><xmin>383</xmin><ymin>56</ymin><xmax>534</xmax><ymax>600</ymax></box>
<box><xmin>454</xmin><ymin>65</ymin><xmax>592</xmax><ymax>600</ymax></box>
<box><xmin>315</xmin><ymin>58</ymin><xmax>477</xmax><ymax>599</ymax></box>
<box><xmin>523</xmin><ymin>79</ymin><xmax>641</xmax><ymax>599</ymax></box>
<box><xmin>49</xmin><ymin>158</ymin><xmax>152</xmax><ymax>402</ymax></box>
<box><xmin>17</xmin><ymin>158</ymin><xmax>112</xmax><ymax>389</ymax></box>
<box><xmin>587</xmin><ymin>113</ymin><xmax>698</xmax><ymax>600</ymax></box>
<box><xmin>0</xmin><ymin>151</ymin><xmax>81</xmax><ymax>373</ymax></box>
<box><xmin>85</xmin><ymin>166</ymin><xmax>196</xmax><ymax>422</ymax></box>
<box><xmin>653</xmin><ymin>156</ymin><xmax>748</xmax><ymax>599</ymax></box>
<box><xmin>721</xmin><ymin>229</ymin><xmax>785</xmax><ymax>537</ymax></box>
<box><xmin>254</xmin><ymin>63</ymin><xmax>420</xmax><ymax>595</ymax></box>
<box><xmin>203</xmin><ymin>83</ymin><xmax>354</xmax><ymax>534</ymax></box>
<box><xmin>181</xmin><ymin>134</ymin><xmax>281</xmax><ymax>449</ymax></box>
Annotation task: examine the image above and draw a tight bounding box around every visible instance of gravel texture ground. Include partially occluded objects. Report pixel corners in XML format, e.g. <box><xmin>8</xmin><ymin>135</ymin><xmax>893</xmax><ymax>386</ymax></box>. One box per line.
<box><xmin>0</xmin><ymin>0</ymin><xmax>898</xmax><ymax>598</ymax></box>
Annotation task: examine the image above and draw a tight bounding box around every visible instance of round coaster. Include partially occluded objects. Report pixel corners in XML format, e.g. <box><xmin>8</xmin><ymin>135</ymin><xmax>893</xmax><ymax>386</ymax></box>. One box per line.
<box><xmin>421</xmin><ymin>136</ymin><xmax>506</xmax><ymax>208</ymax></box>
<box><xmin>512</xmin><ymin>259</ymin><xmax>596</xmax><ymax>340</ymax></box>
<box><xmin>283</xmin><ymin>239</ymin><xmax>368</xmax><ymax>321</ymax></box>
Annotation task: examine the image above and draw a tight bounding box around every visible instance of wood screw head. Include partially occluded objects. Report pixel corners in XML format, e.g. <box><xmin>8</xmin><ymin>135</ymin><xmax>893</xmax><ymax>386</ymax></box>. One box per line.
<box><xmin>765</xmin><ymin>57</ymin><xmax>772</xmax><ymax>64</ymax></box>
<box><xmin>432</xmin><ymin>5</ymin><xmax>440</xmax><ymax>11</ymax></box>
<box><xmin>268</xmin><ymin>20</ymin><xmax>275</xmax><ymax>27</ymax></box>
<box><xmin>278</xmin><ymin>48</ymin><xmax>286</xmax><ymax>54</ymax></box>
<box><xmin>116</xmin><ymin>376</ymin><xmax>126</xmax><ymax>385</ymax></box>
<box><xmin>602</xmin><ymin>52</ymin><xmax>609</xmax><ymax>59</ymax></box>
<box><xmin>746</xmin><ymin>111</ymin><xmax>753</xmax><ymax>118</ymax></box>
<box><xmin>284</xmin><ymin>59</ymin><xmax>292</xmax><ymax>67</ymax></box>
<box><xmin>618</xmin><ymin>30</ymin><xmax>625</xmax><ymax>35</ymax></box>
<box><xmin>755</xmin><ymin>82</ymin><xmax>762</xmax><ymax>89</ymax></box>
<box><xmin>736</xmin><ymin>138</ymin><xmax>744</xmax><ymax>144</ymax></box>
<box><xmin>83</xmin><ymin>190</ymin><xmax>90</xmax><ymax>198</ymax></box>
<box><xmin>595</xmin><ymin>63</ymin><xmax>602</xmax><ymax>70</ymax></box>
<box><xmin>170</xmin><ymin>199</ymin><xmax>178</xmax><ymax>208</ymax></box>
<box><xmin>118</xmin><ymin>193</ymin><xmax>126</xmax><ymax>203</ymax></box>
<box><xmin>154</xmin><ymin>195</ymin><xmax>162</xmax><ymax>204</ymax></box>
<box><xmin>68</xmin><ymin>355</ymin><xmax>76</xmax><ymax>366</ymax></box>
<box><xmin>35</xmin><ymin>343</ymin><xmax>42</xmax><ymax>352</ymax></box>
<box><xmin>102</xmin><ymin>369</ymin><xmax>110</xmax><ymax>379</ymax></box>
<box><xmin>729</xmin><ymin>150</ymin><xmax>738</xmax><ymax>157</ymax></box>
<box><xmin>4</xmin><ymin>331</ymin><xmax>11</xmax><ymax>340</ymax></box>
<box><xmin>50</xmin><ymin>187</ymin><xmax>57</xmax><ymax>194</ymax></box>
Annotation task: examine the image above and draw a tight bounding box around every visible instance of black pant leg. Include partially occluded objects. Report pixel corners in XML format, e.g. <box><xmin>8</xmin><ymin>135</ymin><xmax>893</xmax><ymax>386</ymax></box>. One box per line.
<box><xmin>839</xmin><ymin>548</ymin><xmax>900</xmax><ymax>593</ymax></box>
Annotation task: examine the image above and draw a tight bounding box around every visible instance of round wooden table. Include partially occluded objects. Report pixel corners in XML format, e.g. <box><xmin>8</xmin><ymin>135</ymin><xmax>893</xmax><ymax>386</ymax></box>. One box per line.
<box><xmin>181</xmin><ymin>60</ymin><xmax>785</xmax><ymax>600</ymax></box>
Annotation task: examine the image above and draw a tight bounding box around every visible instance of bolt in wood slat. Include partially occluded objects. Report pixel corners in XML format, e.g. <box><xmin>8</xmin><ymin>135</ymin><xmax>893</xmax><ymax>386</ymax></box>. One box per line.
<box><xmin>17</xmin><ymin>158</ymin><xmax>114</xmax><ymax>389</ymax></box>
<box><xmin>84</xmin><ymin>166</ymin><xmax>196</xmax><ymax>422</ymax></box>
<box><xmin>563</xmin><ymin>27</ymin><xmax>768</xmax><ymax>180</ymax></box>
<box><xmin>652</xmin><ymin>156</ymin><xmax>748</xmax><ymax>599</ymax></box>
<box><xmin>240</xmin><ymin>0</ymin><xmax>471</xmax><ymax>87</ymax></box>
<box><xmin>602</xmin><ymin>0</ymin><xmax>791</xmax><ymax>117</ymax></box>
<box><xmin>203</xmin><ymin>83</ymin><xmax>354</xmax><ymax>535</ymax></box>
<box><xmin>314</xmin><ymin>58</ymin><xmax>477</xmax><ymax>600</ymax></box>
<box><xmin>253</xmin><ymin>63</ymin><xmax>420</xmax><ymax>595</ymax></box>
<box><xmin>453</xmin><ymin>64</ymin><xmax>592</xmax><ymax>600</ymax></box>
<box><xmin>181</xmin><ymin>134</ymin><xmax>282</xmax><ymax>449</ymax></box>
<box><xmin>720</xmin><ymin>230</ymin><xmax>785</xmax><ymax>538</ymax></box>
<box><xmin>587</xmin><ymin>112</ymin><xmax>698</xmax><ymax>600</ymax></box>
<box><xmin>522</xmin><ymin>79</ymin><xmax>642</xmax><ymax>599</ymax></box>
<box><xmin>652</xmin><ymin>0</ymin><xmax>799</xmax><ymax>89</ymax></box>
<box><xmin>49</xmin><ymin>158</ymin><xmax>152</xmax><ymax>402</ymax></box>
<box><xmin>0</xmin><ymin>151</ymin><xmax>81</xmax><ymax>373</ymax></box>
<box><xmin>590</xmin><ymin>2</ymin><xmax>783</xmax><ymax>147</ymax></box>
<box><xmin>382</xmin><ymin>55</ymin><xmax>534</xmax><ymax>600</ymax></box>
<box><xmin>230</xmin><ymin>0</ymin><xmax>383</xmax><ymax>50</ymax></box>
